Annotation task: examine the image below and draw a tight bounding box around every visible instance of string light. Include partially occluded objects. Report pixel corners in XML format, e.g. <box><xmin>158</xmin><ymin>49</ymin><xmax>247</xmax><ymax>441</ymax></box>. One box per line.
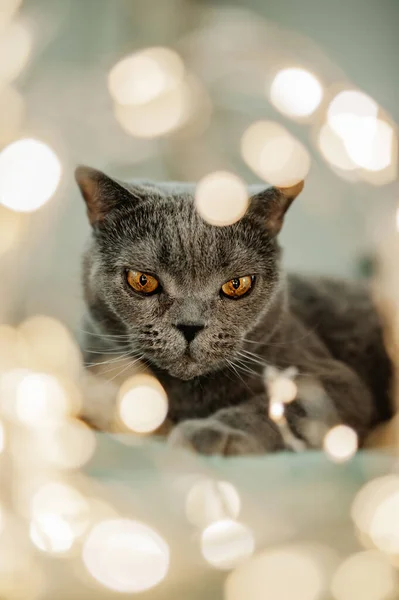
<box><xmin>195</xmin><ymin>171</ymin><xmax>249</xmax><ymax>226</ymax></box>
<box><xmin>269</xmin><ymin>68</ymin><xmax>323</xmax><ymax>118</ymax></box>
<box><xmin>241</xmin><ymin>121</ymin><xmax>310</xmax><ymax>186</ymax></box>
<box><xmin>185</xmin><ymin>479</ymin><xmax>241</xmax><ymax>528</ymax></box>
<box><xmin>0</xmin><ymin>139</ymin><xmax>62</xmax><ymax>212</ymax></box>
<box><xmin>82</xmin><ymin>519</ymin><xmax>170</xmax><ymax>593</ymax></box>
<box><xmin>323</xmin><ymin>425</ymin><xmax>358</xmax><ymax>463</ymax></box>
<box><xmin>118</xmin><ymin>374</ymin><xmax>168</xmax><ymax>433</ymax></box>
<box><xmin>200</xmin><ymin>519</ymin><xmax>255</xmax><ymax>570</ymax></box>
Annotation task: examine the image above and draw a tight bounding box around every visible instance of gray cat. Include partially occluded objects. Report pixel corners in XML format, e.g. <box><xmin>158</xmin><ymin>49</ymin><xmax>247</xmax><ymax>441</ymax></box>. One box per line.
<box><xmin>76</xmin><ymin>166</ymin><xmax>392</xmax><ymax>455</ymax></box>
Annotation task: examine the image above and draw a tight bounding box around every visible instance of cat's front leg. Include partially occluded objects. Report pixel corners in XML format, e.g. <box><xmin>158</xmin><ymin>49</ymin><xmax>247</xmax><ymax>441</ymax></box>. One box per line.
<box><xmin>168</xmin><ymin>398</ymin><xmax>285</xmax><ymax>456</ymax></box>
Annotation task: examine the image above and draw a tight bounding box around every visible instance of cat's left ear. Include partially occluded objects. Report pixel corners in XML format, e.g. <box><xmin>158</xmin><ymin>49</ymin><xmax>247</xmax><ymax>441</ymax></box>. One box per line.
<box><xmin>248</xmin><ymin>181</ymin><xmax>304</xmax><ymax>235</ymax></box>
<box><xmin>75</xmin><ymin>166</ymin><xmax>140</xmax><ymax>226</ymax></box>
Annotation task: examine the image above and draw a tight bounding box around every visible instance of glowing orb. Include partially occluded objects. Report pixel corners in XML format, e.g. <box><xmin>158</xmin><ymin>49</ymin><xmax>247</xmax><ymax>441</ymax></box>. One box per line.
<box><xmin>323</xmin><ymin>425</ymin><xmax>358</xmax><ymax>463</ymax></box>
<box><xmin>30</xmin><ymin>514</ymin><xmax>75</xmax><ymax>554</ymax></box>
<box><xmin>82</xmin><ymin>519</ymin><xmax>170</xmax><ymax>593</ymax></box>
<box><xmin>118</xmin><ymin>374</ymin><xmax>168</xmax><ymax>433</ymax></box>
<box><xmin>15</xmin><ymin>372</ymin><xmax>68</xmax><ymax>427</ymax></box>
<box><xmin>270</xmin><ymin>68</ymin><xmax>323</xmax><ymax>118</ymax></box>
<box><xmin>327</xmin><ymin>90</ymin><xmax>378</xmax><ymax>138</ymax></box>
<box><xmin>201</xmin><ymin>519</ymin><xmax>255</xmax><ymax>570</ymax></box>
<box><xmin>241</xmin><ymin>121</ymin><xmax>310</xmax><ymax>187</ymax></box>
<box><xmin>108</xmin><ymin>47</ymin><xmax>184</xmax><ymax>106</ymax></box>
<box><xmin>331</xmin><ymin>551</ymin><xmax>397</xmax><ymax>600</ymax></box>
<box><xmin>185</xmin><ymin>479</ymin><xmax>241</xmax><ymax>528</ymax></box>
<box><xmin>0</xmin><ymin>139</ymin><xmax>62</xmax><ymax>212</ymax></box>
<box><xmin>195</xmin><ymin>171</ymin><xmax>249</xmax><ymax>226</ymax></box>
<box><xmin>269</xmin><ymin>401</ymin><xmax>284</xmax><ymax>421</ymax></box>
<box><xmin>0</xmin><ymin>21</ymin><xmax>31</xmax><ymax>84</ymax></box>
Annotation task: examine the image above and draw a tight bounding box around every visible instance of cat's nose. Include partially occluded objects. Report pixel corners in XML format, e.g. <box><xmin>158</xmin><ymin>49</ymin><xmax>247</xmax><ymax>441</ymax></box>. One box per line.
<box><xmin>175</xmin><ymin>323</ymin><xmax>205</xmax><ymax>343</ymax></box>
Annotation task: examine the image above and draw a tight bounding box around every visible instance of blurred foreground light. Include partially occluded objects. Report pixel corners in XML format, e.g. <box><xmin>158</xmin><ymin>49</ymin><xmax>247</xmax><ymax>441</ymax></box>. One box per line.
<box><xmin>83</xmin><ymin>519</ymin><xmax>170</xmax><ymax>593</ymax></box>
<box><xmin>270</xmin><ymin>68</ymin><xmax>323</xmax><ymax>118</ymax></box>
<box><xmin>323</xmin><ymin>425</ymin><xmax>358</xmax><ymax>463</ymax></box>
<box><xmin>331</xmin><ymin>551</ymin><xmax>397</xmax><ymax>600</ymax></box>
<box><xmin>0</xmin><ymin>0</ymin><xmax>22</xmax><ymax>28</ymax></box>
<box><xmin>30</xmin><ymin>514</ymin><xmax>75</xmax><ymax>554</ymax></box>
<box><xmin>15</xmin><ymin>372</ymin><xmax>68</xmax><ymax>427</ymax></box>
<box><xmin>30</xmin><ymin>482</ymin><xmax>90</xmax><ymax>554</ymax></box>
<box><xmin>318</xmin><ymin>123</ymin><xmax>356</xmax><ymax>171</ymax></box>
<box><xmin>201</xmin><ymin>519</ymin><xmax>255</xmax><ymax>570</ymax></box>
<box><xmin>0</xmin><ymin>85</ymin><xmax>25</xmax><ymax>145</ymax></box>
<box><xmin>328</xmin><ymin>90</ymin><xmax>378</xmax><ymax>138</ymax></box>
<box><xmin>0</xmin><ymin>205</ymin><xmax>25</xmax><ymax>257</ymax></box>
<box><xmin>195</xmin><ymin>171</ymin><xmax>249</xmax><ymax>226</ymax></box>
<box><xmin>396</xmin><ymin>207</ymin><xmax>399</xmax><ymax>232</ymax></box>
<box><xmin>113</xmin><ymin>76</ymin><xmax>202</xmax><ymax>138</ymax></box>
<box><xmin>19</xmin><ymin>315</ymin><xmax>82</xmax><ymax>380</ymax></box>
<box><xmin>0</xmin><ymin>139</ymin><xmax>62</xmax><ymax>212</ymax></box>
<box><xmin>269</xmin><ymin>401</ymin><xmax>284</xmax><ymax>422</ymax></box>
<box><xmin>225</xmin><ymin>544</ymin><xmax>331</xmax><ymax>600</ymax></box>
<box><xmin>352</xmin><ymin>475</ymin><xmax>399</xmax><ymax>555</ymax></box>
<box><xmin>185</xmin><ymin>479</ymin><xmax>240</xmax><ymax>528</ymax></box>
<box><xmin>118</xmin><ymin>374</ymin><xmax>168</xmax><ymax>433</ymax></box>
<box><xmin>109</xmin><ymin>47</ymin><xmax>184</xmax><ymax>106</ymax></box>
<box><xmin>40</xmin><ymin>418</ymin><xmax>96</xmax><ymax>469</ymax></box>
<box><xmin>0</xmin><ymin>21</ymin><xmax>31</xmax><ymax>84</ymax></box>
<box><xmin>269</xmin><ymin>376</ymin><xmax>297</xmax><ymax>404</ymax></box>
<box><xmin>0</xmin><ymin>419</ymin><xmax>4</xmax><ymax>453</ymax></box>
<box><xmin>241</xmin><ymin>121</ymin><xmax>310</xmax><ymax>186</ymax></box>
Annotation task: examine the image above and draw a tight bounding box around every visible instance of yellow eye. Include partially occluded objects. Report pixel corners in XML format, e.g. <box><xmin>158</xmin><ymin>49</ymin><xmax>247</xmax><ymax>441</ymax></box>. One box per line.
<box><xmin>221</xmin><ymin>275</ymin><xmax>254</xmax><ymax>299</ymax></box>
<box><xmin>126</xmin><ymin>270</ymin><xmax>159</xmax><ymax>295</ymax></box>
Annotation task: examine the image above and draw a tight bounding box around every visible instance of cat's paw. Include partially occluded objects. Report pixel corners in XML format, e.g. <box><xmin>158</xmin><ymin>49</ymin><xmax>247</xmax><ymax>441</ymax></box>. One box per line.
<box><xmin>167</xmin><ymin>418</ymin><xmax>264</xmax><ymax>456</ymax></box>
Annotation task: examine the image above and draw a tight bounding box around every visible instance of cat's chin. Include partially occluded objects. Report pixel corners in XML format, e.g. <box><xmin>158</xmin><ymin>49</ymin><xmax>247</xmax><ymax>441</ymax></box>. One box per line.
<box><xmin>163</xmin><ymin>357</ymin><xmax>213</xmax><ymax>380</ymax></box>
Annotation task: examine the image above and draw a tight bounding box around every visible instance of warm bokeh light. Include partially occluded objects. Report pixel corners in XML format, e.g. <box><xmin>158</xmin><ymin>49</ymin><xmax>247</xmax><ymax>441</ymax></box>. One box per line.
<box><xmin>0</xmin><ymin>419</ymin><xmax>5</xmax><ymax>454</ymax></box>
<box><xmin>0</xmin><ymin>139</ymin><xmax>62</xmax><ymax>212</ymax></box>
<box><xmin>40</xmin><ymin>418</ymin><xmax>96</xmax><ymax>469</ymax></box>
<box><xmin>225</xmin><ymin>545</ymin><xmax>328</xmax><ymax>600</ymax></box>
<box><xmin>201</xmin><ymin>519</ymin><xmax>255</xmax><ymax>570</ymax></box>
<box><xmin>83</xmin><ymin>519</ymin><xmax>170</xmax><ymax>593</ymax></box>
<box><xmin>323</xmin><ymin>425</ymin><xmax>358</xmax><ymax>462</ymax></box>
<box><xmin>269</xmin><ymin>68</ymin><xmax>323</xmax><ymax>118</ymax></box>
<box><xmin>195</xmin><ymin>171</ymin><xmax>249</xmax><ymax>226</ymax></box>
<box><xmin>344</xmin><ymin>119</ymin><xmax>394</xmax><ymax>172</ymax></box>
<box><xmin>19</xmin><ymin>315</ymin><xmax>82</xmax><ymax>380</ymax></box>
<box><xmin>0</xmin><ymin>0</ymin><xmax>22</xmax><ymax>28</ymax></box>
<box><xmin>369</xmin><ymin>490</ymin><xmax>399</xmax><ymax>554</ymax></box>
<box><xmin>113</xmin><ymin>76</ymin><xmax>199</xmax><ymax>138</ymax></box>
<box><xmin>30</xmin><ymin>514</ymin><xmax>75</xmax><ymax>554</ymax></box>
<box><xmin>118</xmin><ymin>374</ymin><xmax>168</xmax><ymax>433</ymax></box>
<box><xmin>269</xmin><ymin>401</ymin><xmax>284</xmax><ymax>422</ymax></box>
<box><xmin>318</xmin><ymin>123</ymin><xmax>356</xmax><ymax>171</ymax></box>
<box><xmin>331</xmin><ymin>551</ymin><xmax>397</xmax><ymax>600</ymax></box>
<box><xmin>269</xmin><ymin>376</ymin><xmax>298</xmax><ymax>404</ymax></box>
<box><xmin>185</xmin><ymin>479</ymin><xmax>241</xmax><ymax>528</ymax></box>
<box><xmin>241</xmin><ymin>121</ymin><xmax>310</xmax><ymax>186</ymax></box>
<box><xmin>0</xmin><ymin>85</ymin><xmax>25</xmax><ymax>145</ymax></box>
<box><xmin>328</xmin><ymin>90</ymin><xmax>378</xmax><ymax>138</ymax></box>
<box><xmin>396</xmin><ymin>207</ymin><xmax>399</xmax><ymax>233</ymax></box>
<box><xmin>108</xmin><ymin>47</ymin><xmax>184</xmax><ymax>106</ymax></box>
<box><xmin>0</xmin><ymin>21</ymin><xmax>32</xmax><ymax>84</ymax></box>
<box><xmin>15</xmin><ymin>372</ymin><xmax>69</xmax><ymax>427</ymax></box>
<box><xmin>0</xmin><ymin>205</ymin><xmax>25</xmax><ymax>257</ymax></box>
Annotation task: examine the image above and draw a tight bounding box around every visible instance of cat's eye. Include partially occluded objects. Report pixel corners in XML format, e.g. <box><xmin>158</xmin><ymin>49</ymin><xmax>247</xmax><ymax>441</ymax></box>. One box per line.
<box><xmin>221</xmin><ymin>275</ymin><xmax>255</xmax><ymax>299</ymax></box>
<box><xmin>126</xmin><ymin>270</ymin><xmax>160</xmax><ymax>295</ymax></box>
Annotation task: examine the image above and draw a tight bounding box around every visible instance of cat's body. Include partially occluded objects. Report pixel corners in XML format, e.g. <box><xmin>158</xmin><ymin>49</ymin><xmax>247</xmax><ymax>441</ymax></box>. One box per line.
<box><xmin>76</xmin><ymin>169</ymin><xmax>392</xmax><ymax>454</ymax></box>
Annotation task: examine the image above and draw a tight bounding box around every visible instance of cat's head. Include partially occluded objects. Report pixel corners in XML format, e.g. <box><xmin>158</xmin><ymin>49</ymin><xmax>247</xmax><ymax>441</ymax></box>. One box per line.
<box><xmin>76</xmin><ymin>167</ymin><xmax>302</xmax><ymax>380</ymax></box>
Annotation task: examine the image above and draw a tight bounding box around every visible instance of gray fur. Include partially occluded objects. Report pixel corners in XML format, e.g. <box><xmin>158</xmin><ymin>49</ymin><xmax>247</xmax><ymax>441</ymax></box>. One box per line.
<box><xmin>76</xmin><ymin>168</ymin><xmax>393</xmax><ymax>455</ymax></box>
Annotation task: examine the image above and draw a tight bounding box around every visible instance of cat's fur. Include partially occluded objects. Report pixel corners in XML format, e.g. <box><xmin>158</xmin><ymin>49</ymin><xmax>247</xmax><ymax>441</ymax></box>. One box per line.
<box><xmin>76</xmin><ymin>167</ymin><xmax>392</xmax><ymax>455</ymax></box>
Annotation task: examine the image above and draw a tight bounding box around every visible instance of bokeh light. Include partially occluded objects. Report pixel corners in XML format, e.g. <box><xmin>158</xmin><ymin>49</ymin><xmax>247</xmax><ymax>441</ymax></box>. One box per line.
<box><xmin>83</xmin><ymin>519</ymin><xmax>170</xmax><ymax>593</ymax></box>
<box><xmin>15</xmin><ymin>372</ymin><xmax>69</xmax><ymax>427</ymax></box>
<box><xmin>225</xmin><ymin>544</ymin><xmax>329</xmax><ymax>600</ymax></box>
<box><xmin>269</xmin><ymin>376</ymin><xmax>298</xmax><ymax>404</ymax></box>
<box><xmin>269</xmin><ymin>68</ymin><xmax>323</xmax><ymax>118</ymax></box>
<box><xmin>396</xmin><ymin>207</ymin><xmax>399</xmax><ymax>233</ymax></box>
<box><xmin>331</xmin><ymin>551</ymin><xmax>398</xmax><ymax>600</ymax></box>
<box><xmin>241</xmin><ymin>121</ymin><xmax>310</xmax><ymax>186</ymax></box>
<box><xmin>185</xmin><ymin>479</ymin><xmax>241</xmax><ymax>528</ymax></box>
<box><xmin>40</xmin><ymin>418</ymin><xmax>96</xmax><ymax>469</ymax></box>
<box><xmin>118</xmin><ymin>374</ymin><xmax>168</xmax><ymax>433</ymax></box>
<box><xmin>0</xmin><ymin>139</ymin><xmax>62</xmax><ymax>212</ymax></box>
<box><xmin>195</xmin><ymin>171</ymin><xmax>249</xmax><ymax>226</ymax></box>
<box><xmin>0</xmin><ymin>0</ymin><xmax>22</xmax><ymax>28</ymax></box>
<box><xmin>0</xmin><ymin>205</ymin><xmax>25</xmax><ymax>257</ymax></box>
<box><xmin>0</xmin><ymin>21</ymin><xmax>32</xmax><ymax>84</ymax></box>
<box><xmin>201</xmin><ymin>519</ymin><xmax>255</xmax><ymax>570</ymax></box>
<box><xmin>352</xmin><ymin>475</ymin><xmax>399</xmax><ymax>555</ymax></box>
<box><xmin>269</xmin><ymin>401</ymin><xmax>284</xmax><ymax>422</ymax></box>
<box><xmin>30</xmin><ymin>514</ymin><xmax>75</xmax><ymax>554</ymax></box>
<box><xmin>328</xmin><ymin>90</ymin><xmax>378</xmax><ymax>138</ymax></box>
<box><xmin>0</xmin><ymin>419</ymin><xmax>5</xmax><ymax>453</ymax></box>
<box><xmin>108</xmin><ymin>47</ymin><xmax>185</xmax><ymax>106</ymax></box>
<box><xmin>0</xmin><ymin>85</ymin><xmax>25</xmax><ymax>145</ymax></box>
<box><xmin>323</xmin><ymin>425</ymin><xmax>358</xmax><ymax>463</ymax></box>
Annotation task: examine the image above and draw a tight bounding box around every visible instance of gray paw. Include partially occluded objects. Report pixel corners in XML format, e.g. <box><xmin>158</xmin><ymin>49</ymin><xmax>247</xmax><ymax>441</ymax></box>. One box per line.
<box><xmin>167</xmin><ymin>418</ymin><xmax>264</xmax><ymax>456</ymax></box>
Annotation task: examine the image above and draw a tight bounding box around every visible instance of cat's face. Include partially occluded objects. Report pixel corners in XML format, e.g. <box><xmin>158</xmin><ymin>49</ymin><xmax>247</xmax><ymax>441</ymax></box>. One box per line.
<box><xmin>78</xmin><ymin>170</ymin><xmax>300</xmax><ymax>380</ymax></box>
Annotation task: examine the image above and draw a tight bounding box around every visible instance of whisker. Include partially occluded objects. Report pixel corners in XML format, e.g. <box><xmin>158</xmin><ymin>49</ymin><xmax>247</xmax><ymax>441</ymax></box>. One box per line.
<box><xmin>237</xmin><ymin>350</ymin><xmax>269</xmax><ymax>367</ymax></box>
<box><xmin>77</xmin><ymin>328</ymin><xmax>132</xmax><ymax>340</ymax></box>
<box><xmin>107</xmin><ymin>356</ymin><xmax>146</xmax><ymax>382</ymax></box>
<box><xmin>84</xmin><ymin>351</ymin><xmax>142</xmax><ymax>368</ymax></box>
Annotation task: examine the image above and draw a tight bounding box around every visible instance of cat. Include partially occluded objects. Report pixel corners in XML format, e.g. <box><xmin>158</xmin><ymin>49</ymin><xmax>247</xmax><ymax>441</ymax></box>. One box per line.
<box><xmin>75</xmin><ymin>166</ymin><xmax>393</xmax><ymax>455</ymax></box>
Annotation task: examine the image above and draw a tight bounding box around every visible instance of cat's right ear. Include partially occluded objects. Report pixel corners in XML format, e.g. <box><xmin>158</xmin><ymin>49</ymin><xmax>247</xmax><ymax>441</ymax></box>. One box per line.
<box><xmin>75</xmin><ymin>166</ymin><xmax>135</xmax><ymax>226</ymax></box>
